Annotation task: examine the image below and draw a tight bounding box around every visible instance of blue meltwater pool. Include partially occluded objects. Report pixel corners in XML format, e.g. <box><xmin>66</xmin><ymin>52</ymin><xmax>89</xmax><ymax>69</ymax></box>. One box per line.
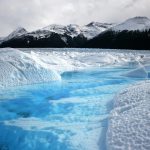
<box><xmin>0</xmin><ymin>66</ymin><xmax>143</xmax><ymax>150</ymax></box>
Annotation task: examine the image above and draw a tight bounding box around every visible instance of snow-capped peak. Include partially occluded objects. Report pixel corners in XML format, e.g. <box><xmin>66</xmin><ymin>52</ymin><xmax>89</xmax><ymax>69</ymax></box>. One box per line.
<box><xmin>86</xmin><ymin>22</ymin><xmax>100</xmax><ymax>27</ymax></box>
<box><xmin>42</xmin><ymin>24</ymin><xmax>66</xmax><ymax>35</ymax></box>
<box><xmin>41</xmin><ymin>24</ymin><xmax>81</xmax><ymax>37</ymax></box>
<box><xmin>81</xmin><ymin>22</ymin><xmax>114</xmax><ymax>39</ymax></box>
<box><xmin>66</xmin><ymin>24</ymin><xmax>81</xmax><ymax>37</ymax></box>
<box><xmin>4</xmin><ymin>27</ymin><xmax>27</xmax><ymax>41</ymax></box>
<box><xmin>39</xmin><ymin>22</ymin><xmax>113</xmax><ymax>39</ymax></box>
<box><xmin>1</xmin><ymin>22</ymin><xmax>114</xmax><ymax>43</ymax></box>
<box><xmin>86</xmin><ymin>22</ymin><xmax>113</xmax><ymax>28</ymax></box>
<box><xmin>112</xmin><ymin>16</ymin><xmax>150</xmax><ymax>31</ymax></box>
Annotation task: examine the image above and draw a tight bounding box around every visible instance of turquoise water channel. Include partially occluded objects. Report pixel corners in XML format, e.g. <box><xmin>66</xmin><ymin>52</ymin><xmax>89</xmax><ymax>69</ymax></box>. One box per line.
<box><xmin>0</xmin><ymin>66</ymin><xmax>143</xmax><ymax>150</ymax></box>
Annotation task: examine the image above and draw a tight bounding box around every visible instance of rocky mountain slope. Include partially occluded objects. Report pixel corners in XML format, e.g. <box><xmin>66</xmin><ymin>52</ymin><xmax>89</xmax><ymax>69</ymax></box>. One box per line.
<box><xmin>84</xmin><ymin>17</ymin><xmax>150</xmax><ymax>50</ymax></box>
<box><xmin>0</xmin><ymin>22</ymin><xmax>113</xmax><ymax>48</ymax></box>
<box><xmin>1</xmin><ymin>17</ymin><xmax>150</xmax><ymax>49</ymax></box>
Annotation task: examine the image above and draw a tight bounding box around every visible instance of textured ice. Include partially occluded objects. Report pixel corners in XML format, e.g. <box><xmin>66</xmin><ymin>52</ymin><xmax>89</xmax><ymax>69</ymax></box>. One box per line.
<box><xmin>107</xmin><ymin>81</ymin><xmax>150</xmax><ymax>150</ymax></box>
<box><xmin>3</xmin><ymin>116</ymin><xmax>102</xmax><ymax>150</ymax></box>
<box><xmin>27</xmin><ymin>49</ymin><xmax>149</xmax><ymax>72</ymax></box>
<box><xmin>0</xmin><ymin>48</ymin><xmax>60</xmax><ymax>87</ymax></box>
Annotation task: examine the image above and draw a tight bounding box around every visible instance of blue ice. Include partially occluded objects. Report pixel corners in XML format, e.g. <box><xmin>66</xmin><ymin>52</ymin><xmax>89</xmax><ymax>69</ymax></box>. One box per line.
<box><xmin>0</xmin><ymin>67</ymin><xmax>142</xmax><ymax>150</ymax></box>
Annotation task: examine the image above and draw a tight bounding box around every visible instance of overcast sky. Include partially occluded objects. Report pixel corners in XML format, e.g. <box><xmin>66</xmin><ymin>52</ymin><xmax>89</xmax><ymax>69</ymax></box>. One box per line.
<box><xmin>0</xmin><ymin>0</ymin><xmax>150</xmax><ymax>36</ymax></box>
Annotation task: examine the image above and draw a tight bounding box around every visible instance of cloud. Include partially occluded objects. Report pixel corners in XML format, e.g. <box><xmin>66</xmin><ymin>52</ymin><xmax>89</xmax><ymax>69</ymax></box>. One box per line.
<box><xmin>0</xmin><ymin>0</ymin><xmax>149</xmax><ymax>36</ymax></box>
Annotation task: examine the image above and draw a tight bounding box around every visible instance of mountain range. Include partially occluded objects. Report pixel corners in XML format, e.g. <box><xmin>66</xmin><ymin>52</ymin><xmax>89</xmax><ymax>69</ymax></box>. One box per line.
<box><xmin>0</xmin><ymin>17</ymin><xmax>150</xmax><ymax>49</ymax></box>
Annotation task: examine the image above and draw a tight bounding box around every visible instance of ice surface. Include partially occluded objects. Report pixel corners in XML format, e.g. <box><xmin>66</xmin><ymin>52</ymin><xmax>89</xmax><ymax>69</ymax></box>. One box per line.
<box><xmin>107</xmin><ymin>81</ymin><xmax>150</xmax><ymax>150</ymax></box>
<box><xmin>27</xmin><ymin>49</ymin><xmax>150</xmax><ymax>72</ymax></box>
<box><xmin>0</xmin><ymin>48</ymin><xmax>60</xmax><ymax>87</ymax></box>
<box><xmin>0</xmin><ymin>48</ymin><xmax>150</xmax><ymax>150</ymax></box>
<box><xmin>1</xmin><ymin>48</ymin><xmax>150</xmax><ymax>88</ymax></box>
<box><xmin>1</xmin><ymin>67</ymin><xmax>131</xmax><ymax>150</ymax></box>
<box><xmin>123</xmin><ymin>64</ymin><xmax>150</xmax><ymax>78</ymax></box>
<box><xmin>123</xmin><ymin>67</ymin><xmax>148</xmax><ymax>78</ymax></box>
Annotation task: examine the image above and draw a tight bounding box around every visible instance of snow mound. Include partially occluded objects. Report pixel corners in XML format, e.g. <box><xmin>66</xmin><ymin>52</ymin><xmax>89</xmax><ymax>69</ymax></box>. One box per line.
<box><xmin>0</xmin><ymin>48</ymin><xmax>60</xmax><ymax>88</ymax></box>
<box><xmin>107</xmin><ymin>81</ymin><xmax>150</xmax><ymax>150</ymax></box>
<box><xmin>112</xmin><ymin>17</ymin><xmax>150</xmax><ymax>31</ymax></box>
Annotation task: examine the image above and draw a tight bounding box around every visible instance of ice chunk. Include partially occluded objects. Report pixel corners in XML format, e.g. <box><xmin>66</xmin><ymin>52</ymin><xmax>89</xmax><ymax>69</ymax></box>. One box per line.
<box><xmin>123</xmin><ymin>67</ymin><xmax>148</xmax><ymax>78</ymax></box>
<box><xmin>107</xmin><ymin>81</ymin><xmax>150</xmax><ymax>150</ymax></box>
<box><xmin>123</xmin><ymin>64</ymin><xmax>150</xmax><ymax>78</ymax></box>
<box><xmin>0</xmin><ymin>48</ymin><xmax>61</xmax><ymax>88</ymax></box>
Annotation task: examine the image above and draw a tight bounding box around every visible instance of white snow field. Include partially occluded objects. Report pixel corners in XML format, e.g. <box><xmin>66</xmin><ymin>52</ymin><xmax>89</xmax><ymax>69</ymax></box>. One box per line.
<box><xmin>107</xmin><ymin>81</ymin><xmax>150</xmax><ymax>150</ymax></box>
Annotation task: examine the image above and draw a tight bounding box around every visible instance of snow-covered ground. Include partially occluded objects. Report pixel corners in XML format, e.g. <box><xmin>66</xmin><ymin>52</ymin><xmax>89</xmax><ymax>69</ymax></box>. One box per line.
<box><xmin>107</xmin><ymin>81</ymin><xmax>150</xmax><ymax>150</ymax></box>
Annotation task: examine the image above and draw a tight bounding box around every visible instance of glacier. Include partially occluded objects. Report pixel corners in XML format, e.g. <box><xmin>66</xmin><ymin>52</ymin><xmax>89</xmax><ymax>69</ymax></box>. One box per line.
<box><xmin>0</xmin><ymin>48</ymin><xmax>145</xmax><ymax>88</ymax></box>
<box><xmin>0</xmin><ymin>48</ymin><xmax>150</xmax><ymax>150</ymax></box>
